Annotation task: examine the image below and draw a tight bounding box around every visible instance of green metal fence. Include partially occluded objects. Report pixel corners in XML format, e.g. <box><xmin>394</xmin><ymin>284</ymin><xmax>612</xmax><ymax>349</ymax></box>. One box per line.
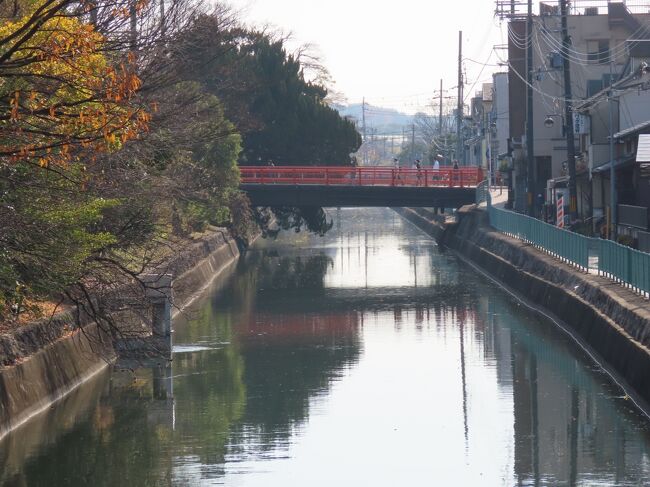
<box><xmin>475</xmin><ymin>180</ymin><xmax>489</xmax><ymax>206</ymax></box>
<box><xmin>487</xmin><ymin>205</ymin><xmax>650</xmax><ymax>297</ymax></box>
<box><xmin>599</xmin><ymin>239</ymin><xmax>650</xmax><ymax>295</ymax></box>
<box><xmin>488</xmin><ymin>205</ymin><xmax>589</xmax><ymax>270</ymax></box>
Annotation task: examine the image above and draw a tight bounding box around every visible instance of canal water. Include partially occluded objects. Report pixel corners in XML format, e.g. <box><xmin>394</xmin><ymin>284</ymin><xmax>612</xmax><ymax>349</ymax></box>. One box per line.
<box><xmin>1</xmin><ymin>207</ymin><xmax>650</xmax><ymax>486</ymax></box>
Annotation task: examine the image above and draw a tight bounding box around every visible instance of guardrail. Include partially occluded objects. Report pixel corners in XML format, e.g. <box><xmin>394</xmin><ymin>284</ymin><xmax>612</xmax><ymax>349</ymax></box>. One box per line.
<box><xmin>488</xmin><ymin>204</ymin><xmax>589</xmax><ymax>269</ymax></box>
<box><xmin>599</xmin><ymin>239</ymin><xmax>650</xmax><ymax>295</ymax></box>
<box><xmin>475</xmin><ymin>180</ymin><xmax>489</xmax><ymax>206</ymax></box>
<box><xmin>240</xmin><ymin>166</ymin><xmax>484</xmax><ymax>188</ymax></box>
<box><xmin>639</xmin><ymin>231</ymin><xmax>650</xmax><ymax>253</ymax></box>
<box><xmin>488</xmin><ymin>204</ymin><xmax>650</xmax><ymax>297</ymax></box>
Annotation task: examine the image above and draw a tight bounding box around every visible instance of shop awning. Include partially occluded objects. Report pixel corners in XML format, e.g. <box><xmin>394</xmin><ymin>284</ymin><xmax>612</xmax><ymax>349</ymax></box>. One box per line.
<box><xmin>614</xmin><ymin>120</ymin><xmax>650</xmax><ymax>140</ymax></box>
<box><xmin>592</xmin><ymin>155</ymin><xmax>636</xmax><ymax>174</ymax></box>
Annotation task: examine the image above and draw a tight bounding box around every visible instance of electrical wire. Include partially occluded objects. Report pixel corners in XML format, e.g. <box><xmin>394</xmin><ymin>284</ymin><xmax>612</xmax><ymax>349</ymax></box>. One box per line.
<box><xmin>535</xmin><ymin>6</ymin><xmax>650</xmax><ymax>59</ymax></box>
<box><xmin>493</xmin><ymin>48</ymin><xmax>604</xmax><ymax>105</ymax></box>
<box><xmin>463</xmin><ymin>50</ymin><xmax>495</xmax><ymax>103</ymax></box>
<box><xmin>532</xmin><ymin>30</ymin><xmax>568</xmax><ymax>111</ymax></box>
<box><xmin>507</xmin><ymin>23</ymin><xmax>532</xmax><ymax>48</ymax></box>
<box><xmin>355</xmin><ymin>10</ymin><xmax>650</xmax><ymax>120</ymax></box>
<box><xmin>507</xmin><ymin>29</ymin><xmax>532</xmax><ymax>50</ymax></box>
<box><xmin>551</xmin><ymin>20</ymin><xmax>650</xmax><ymax>62</ymax></box>
<box><xmin>535</xmin><ymin>19</ymin><xmax>650</xmax><ymax>66</ymax></box>
<box><xmin>463</xmin><ymin>57</ymin><xmax>504</xmax><ymax>68</ymax></box>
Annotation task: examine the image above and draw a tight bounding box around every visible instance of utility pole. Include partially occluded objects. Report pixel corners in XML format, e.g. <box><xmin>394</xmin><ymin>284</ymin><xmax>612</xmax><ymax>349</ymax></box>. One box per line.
<box><xmin>487</xmin><ymin>112</ymin><xmax>492</xmax><ymax>191</ymax></box>
<box><xmin>411</xmin><ymin>124</ymin><xmax>416</xmax><ymax>162</ymax></box>
<box><xmin>608</xmin><ymin>61</ymin><xmax>618</xmax><ymax>239</ymax></box>
<box><xmin>439</xmin><ymin>79</ymin><xmax>444</xmax><ymax>137</ymax></box>
<box><xmin>362</xmin><ymin>97</ymin><xmax>367</xmax><ymax>165</ymax></box>
<box><xmin>526</xmin><ymin>0</ymin><xmax>535</xmax><ymax>216</ymax></box>
<box><xmin>362</xmin><ymin>97</ymin><xmax>367</xmax><ymax>142</ymax></box>
<box><xmin>560</xmin><ymin>0</ymin><xmax>578</xmax><ymax>223</ymax></box>
<box><xmin>456</xmin><ymin>31</ymin><xmax>463</xmax><ymax>165</ymax></box>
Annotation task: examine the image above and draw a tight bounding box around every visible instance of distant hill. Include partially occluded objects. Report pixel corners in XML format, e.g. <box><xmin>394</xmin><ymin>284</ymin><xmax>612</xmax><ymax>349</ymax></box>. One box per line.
<box><xmin>333</xmin><ymin>103</ymin><xmax>412</xmax><ymax>135</ymax></box>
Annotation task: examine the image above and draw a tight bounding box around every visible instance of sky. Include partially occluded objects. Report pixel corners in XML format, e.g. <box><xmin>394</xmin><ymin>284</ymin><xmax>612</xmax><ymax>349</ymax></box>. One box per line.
<box><xmin>226</xmin><ymin>0</ymin><xmax>508</xmax><ymax>114</ymax></box>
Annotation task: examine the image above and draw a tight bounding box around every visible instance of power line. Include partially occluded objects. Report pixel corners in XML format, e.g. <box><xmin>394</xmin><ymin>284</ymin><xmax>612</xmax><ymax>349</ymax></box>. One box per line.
<box><xmin>535</xmin><ymin>18</ymin><xmax>650</xmax><ymax>66</ymax></box>
<box><xmin>463</xmin><ymin>50</ymin><xmax>494</xmax><ymax>102</ymax></box>
<box><xmin>463</xmin><ymin>57</ymin><xmax>503</xmax><ymax>68</ymax></box>
<box><xmin>493</xmin><ymin>48</ymin><xmax>599</xmax><ymax>104</ymax></box>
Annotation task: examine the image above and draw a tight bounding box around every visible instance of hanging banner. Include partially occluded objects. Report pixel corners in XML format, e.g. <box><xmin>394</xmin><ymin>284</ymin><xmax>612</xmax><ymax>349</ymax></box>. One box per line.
<box><xmin>557</xmin><ymin>196</ymin><xmax>565</xmax><ymax>228</ymax></box>
<box><xmin>573</xmin><ymin>113</ymin><xmax>589</xmax><ymax>135</ymax></box>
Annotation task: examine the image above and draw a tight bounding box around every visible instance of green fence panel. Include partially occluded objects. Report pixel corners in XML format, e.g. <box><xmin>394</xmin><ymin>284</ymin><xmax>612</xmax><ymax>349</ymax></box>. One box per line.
<box><xmin>600</xmin><ymin>239</ymin><xmax>650</xmax><ymax>294</ymax></box>
<box><xmin>475</xmin><ymin>180</ymin><xmax>489</xmax><ymax>205</ymax></box>
<box><xmin>488</xmin><ymin>206</ymin><xmax>589</xmax><ymax>269</ymax></box>
<box><xmin>488</xmin><ymin>205</ymin><xmax>650</xmax><ymax>296</ymax></box>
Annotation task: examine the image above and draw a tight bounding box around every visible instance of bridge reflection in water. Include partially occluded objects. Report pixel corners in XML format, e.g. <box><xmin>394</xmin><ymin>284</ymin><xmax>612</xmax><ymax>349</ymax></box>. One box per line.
<box><xmin>1</xmin><ymin>208</ymin><xmax>649</xmax><ymax>486</ymax></box>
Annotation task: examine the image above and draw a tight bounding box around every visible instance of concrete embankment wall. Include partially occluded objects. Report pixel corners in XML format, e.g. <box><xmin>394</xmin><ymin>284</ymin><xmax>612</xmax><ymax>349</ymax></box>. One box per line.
<box><xmin>395</xmin><ymin>206</ymin><xmax>650</xmax><ymax>410</ymax></box>
<box><xmin>0</xmin><ymin>229</ymin><xmax>241</xmax><ymax>441</ymax></box>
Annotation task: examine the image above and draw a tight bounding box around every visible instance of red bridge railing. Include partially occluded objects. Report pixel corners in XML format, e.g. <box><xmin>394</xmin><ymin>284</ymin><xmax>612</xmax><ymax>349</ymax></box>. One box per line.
<box><xmin>240</xmin><ymin>166</ymin><xmax>484</xmax><ymax>188</ymax></box>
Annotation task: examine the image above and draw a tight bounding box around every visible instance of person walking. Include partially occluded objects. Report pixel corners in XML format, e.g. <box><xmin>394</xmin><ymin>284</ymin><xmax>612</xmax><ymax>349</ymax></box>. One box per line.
<box><xmin>415</xmin><ymin>159</ymin><xmax>423</xmax><ymax>185</ymax></box>
<box><xmin>433</xmin><ymin>154</ymin><xmax>442</xmax><ymax>171</ymax></box>
<box><xmin>432</xmin><ymin>154</ymin><xmax>443</xmax><ymax>188</ymax></box>
<box><xmin>432</xmin><ymin>155</ymin><xmax>444</xmax><ymax>214</ymax></box>
<box><xmin>393</xmin><ymin>158</ymin><xmax>402</xmax><ymax>185</ymax></box>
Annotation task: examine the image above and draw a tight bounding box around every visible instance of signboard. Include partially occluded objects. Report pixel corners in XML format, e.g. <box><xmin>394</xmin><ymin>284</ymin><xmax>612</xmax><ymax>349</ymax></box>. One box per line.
<box><xmin>573</xmin><ymin>113</ymin><xmax>589</xmax><ymax>135</ymax></box>
<box><xmin>556</xmin><ymin>196</ymin><xmax>565</xmax><ymax>228</ymax></box>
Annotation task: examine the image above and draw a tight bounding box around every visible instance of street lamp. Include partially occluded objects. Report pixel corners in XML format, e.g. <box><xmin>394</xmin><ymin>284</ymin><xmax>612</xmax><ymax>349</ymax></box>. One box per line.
<box><xmin>543</xmin><ymin>114</ymin><xmax>565</xmax><ymax>135</ymax></box>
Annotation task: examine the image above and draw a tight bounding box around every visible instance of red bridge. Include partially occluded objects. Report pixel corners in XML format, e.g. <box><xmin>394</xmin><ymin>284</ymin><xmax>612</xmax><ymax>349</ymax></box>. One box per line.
<box><xmin>240</xmin><ymin>166</ymin><xmax>483</xmax><ymax>188</ymax></box>
<box><xmin>239</xmin><ymin>166</ymin><xmax>485</xmax><ymax>208</ymax></box>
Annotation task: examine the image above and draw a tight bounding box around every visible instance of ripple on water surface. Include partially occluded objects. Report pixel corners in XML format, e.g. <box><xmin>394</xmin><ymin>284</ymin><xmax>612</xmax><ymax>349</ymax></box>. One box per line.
<box><xmin>1</xmin><ymin>208</ymin><xmax>650</xmax><ymax>487</ymax></box>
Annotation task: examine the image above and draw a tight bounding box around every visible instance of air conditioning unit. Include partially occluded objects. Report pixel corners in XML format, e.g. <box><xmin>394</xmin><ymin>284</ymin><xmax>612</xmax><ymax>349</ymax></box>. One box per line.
<box><xmin>585</xmin><ymin>7</ymin><xmax>599</xmax><ymax>16</ymax></box>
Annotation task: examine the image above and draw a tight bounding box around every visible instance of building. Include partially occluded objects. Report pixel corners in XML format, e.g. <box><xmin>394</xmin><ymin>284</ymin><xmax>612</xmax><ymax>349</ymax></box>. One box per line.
<box><xmin>492</xmin><ymin>72</ymin><xmax>511</xmax><ymax>165</ymax></box>
<box><xmin>506</xmin><ymin>1</ymin><xmax>650</xmax><ymax>214</ymax></box>
<box><xmin>465</xmin><ymin>84</ymin><xmax>493</xmax><ymax>169</ymax></box>
<box><xmin>576</xmin><ymin>58</ymin><xmax>650</xmax><ymax>245</ymax></box>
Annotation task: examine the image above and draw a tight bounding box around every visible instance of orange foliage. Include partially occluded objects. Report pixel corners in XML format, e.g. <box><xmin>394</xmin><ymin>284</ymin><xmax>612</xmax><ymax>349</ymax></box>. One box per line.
<box><xmin>0</xmin><ymin>6</ymin><xmax>148</xmax><ymax>167</ymax></box>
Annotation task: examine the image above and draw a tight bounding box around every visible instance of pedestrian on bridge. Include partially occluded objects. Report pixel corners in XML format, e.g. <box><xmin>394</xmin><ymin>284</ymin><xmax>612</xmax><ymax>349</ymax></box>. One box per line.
<box><xmin>415</xmin><ymin>159</ymin><xmax>423</xmax><ymax>186</ymax></box>
<box><xmin>393</xmin><ymin>158</ymin><xmax>402</xmax><ymax>185</ymax></box>
<box><xmin>452</xmin><ymin>159</ymin><xmax>460</xmax><ymax>187</ymax></box>
<box><xmin>432</xmin><ymin>154</ymin><xmax>442</xmax><ymax>188</ymax></box>
<box><xmin>433</xmin><ymin>154</ymin><xmax>442</xmax><ymax>171</ymax></box>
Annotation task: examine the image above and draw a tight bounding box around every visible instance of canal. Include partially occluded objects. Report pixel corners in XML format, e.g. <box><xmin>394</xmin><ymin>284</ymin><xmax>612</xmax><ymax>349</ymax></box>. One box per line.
<box><xmin>1</xmin><ymin>207</ymin><xmax>650</xmax><ymax>486</ymax></box>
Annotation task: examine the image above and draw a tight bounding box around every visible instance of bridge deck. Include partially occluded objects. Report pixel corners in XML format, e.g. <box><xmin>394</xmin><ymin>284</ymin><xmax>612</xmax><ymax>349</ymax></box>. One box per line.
<box><xmin>240</xmin><ymin>166</ymin><xmax>483</xmax><ymax>188</ymax></box>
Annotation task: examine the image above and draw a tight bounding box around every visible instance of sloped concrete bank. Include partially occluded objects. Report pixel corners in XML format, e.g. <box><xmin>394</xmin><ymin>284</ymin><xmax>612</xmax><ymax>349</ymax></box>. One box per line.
<box><xmin>395</xmin><ymin>206</ymin><xmax>650</xmax><ymax>411</ymax></box>
<box><xmin>0</xmin><ymin>229</ymin><xmax>242</xmax><ymax>441</ymax></box>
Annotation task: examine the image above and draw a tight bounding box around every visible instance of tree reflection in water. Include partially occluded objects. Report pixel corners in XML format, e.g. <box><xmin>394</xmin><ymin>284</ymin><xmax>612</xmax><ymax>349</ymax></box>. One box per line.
<box><xmin>3</xmin><ymin>208</ymin><xmax>650</xmax><ymax>486</ymax></box>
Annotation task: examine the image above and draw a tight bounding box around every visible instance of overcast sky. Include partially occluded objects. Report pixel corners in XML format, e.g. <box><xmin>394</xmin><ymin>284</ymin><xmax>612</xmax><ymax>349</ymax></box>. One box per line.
<box><xmin>226</xmin><ymin>0</ymin><xmax>508</xmax><ymax>113</ymax></box>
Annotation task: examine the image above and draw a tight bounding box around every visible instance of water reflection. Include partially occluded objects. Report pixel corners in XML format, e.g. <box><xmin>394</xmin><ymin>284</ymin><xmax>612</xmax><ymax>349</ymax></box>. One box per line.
<box><xmin>1</xmin><ymin>208</ymin><xmax>649</xmax><ymax>486</ymax></box>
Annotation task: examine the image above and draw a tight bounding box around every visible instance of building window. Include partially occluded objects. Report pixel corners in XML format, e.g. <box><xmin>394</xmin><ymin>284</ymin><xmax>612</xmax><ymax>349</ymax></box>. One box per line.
<box><xmin>587</xmin><ymin>40</ymin><xmax>610</xmax><ymax>64</ymax></box>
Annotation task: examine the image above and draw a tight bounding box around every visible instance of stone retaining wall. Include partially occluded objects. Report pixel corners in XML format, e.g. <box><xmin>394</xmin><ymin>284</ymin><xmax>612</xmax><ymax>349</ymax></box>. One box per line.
<box><xmin>0</xmin><ymin>229</ymin><xmax>242</xmax><ymax>441</ymax></box>
<box><xmin>395</xmin><ymin>206</ymin><xmax>650</xmax><ymax>410</ymax></box>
